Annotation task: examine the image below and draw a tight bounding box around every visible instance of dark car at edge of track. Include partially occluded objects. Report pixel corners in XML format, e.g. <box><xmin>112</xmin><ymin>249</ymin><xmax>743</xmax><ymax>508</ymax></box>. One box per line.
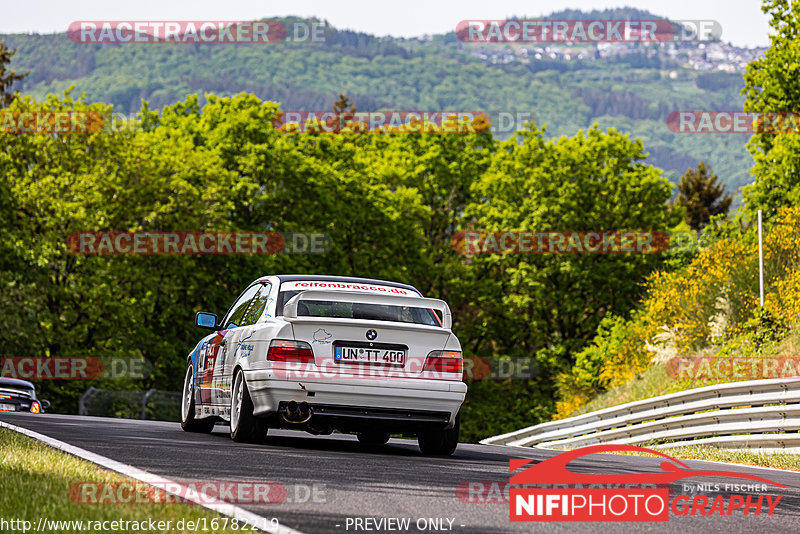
<box><xmin>0</xmin><ymin>377</ymin><xmax>50</xmax><ymax>413</ymax></box>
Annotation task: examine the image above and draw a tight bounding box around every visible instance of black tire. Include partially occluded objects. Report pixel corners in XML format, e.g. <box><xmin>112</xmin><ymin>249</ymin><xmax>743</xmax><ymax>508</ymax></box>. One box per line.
<box><xmin>230</xmin><ymin>370</ymin><xmax>267</xmax><ymax>443</ymax></box>
<box><xmin>418</xmin><ymin>412</ymin><xmax>460</xmax><ymax>456</ymax></box>
<box><xmin>180</xmin><ymin>362</ymin><xmax>215</xmax><ymax>433</ymax></box>
<box><xmin>357</xmin><ymin>430</ymin><xmax>390</xmax><ymax>446</ymax></box>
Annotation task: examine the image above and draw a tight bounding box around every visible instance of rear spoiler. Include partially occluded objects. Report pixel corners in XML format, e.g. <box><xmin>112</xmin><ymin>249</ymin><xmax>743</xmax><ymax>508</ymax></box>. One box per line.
<box><xmin>283</xmin><ymin>290</ymin><xmax>452</xmax><ymax>329</ymax></box>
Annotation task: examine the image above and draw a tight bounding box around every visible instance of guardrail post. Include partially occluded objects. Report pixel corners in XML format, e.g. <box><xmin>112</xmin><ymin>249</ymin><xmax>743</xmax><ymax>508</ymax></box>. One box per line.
<box><xmin>78</xmin><ymin>386</ymin><xmax>96</xmax><ymax>416</ymax></box>
<box><xmin>141</xmin><ymin>388</ymin><xmax>157</xmax><ymax>420</ymax></box>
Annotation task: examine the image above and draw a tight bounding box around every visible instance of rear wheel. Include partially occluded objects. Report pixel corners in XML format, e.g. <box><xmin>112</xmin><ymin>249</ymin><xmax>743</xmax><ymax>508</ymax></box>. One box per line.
<box><xmin>418</xmin><ymin>412</ymin><xmax>460</xmax><ymax>456</ymax></box>
<box><xmin>357</xmin><ymin>430</ymin><xmax>390</xmax><ymax>446</ymax></box>
<box><xmin>230</xmin><ymin>370</ymin><xmax>266</xmax><ymax>443</ymax></box>
<box><xmin>180</xmin><ymin>363</ymin><xmax>215</xmax><ymax>433</ymax></box>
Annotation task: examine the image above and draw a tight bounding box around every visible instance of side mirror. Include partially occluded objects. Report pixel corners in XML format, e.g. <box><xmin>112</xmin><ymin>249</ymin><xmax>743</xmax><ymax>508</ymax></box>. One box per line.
<box><xmin>40</xmin><ymin>399</ymin><xmax>51</xmax><ymax>410</ymax></box>
<box><xmin>195</xmin><ymin>312</ymin><xmax>218</xmax><ymax>330</ymax></box>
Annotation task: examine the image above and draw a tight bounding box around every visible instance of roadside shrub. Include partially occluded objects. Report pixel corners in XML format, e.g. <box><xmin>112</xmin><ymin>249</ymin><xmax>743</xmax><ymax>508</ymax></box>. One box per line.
<box><xmin>557</xmin><ymin>205</ymin><xmax>800</xmax><ymax>416</ymax></box>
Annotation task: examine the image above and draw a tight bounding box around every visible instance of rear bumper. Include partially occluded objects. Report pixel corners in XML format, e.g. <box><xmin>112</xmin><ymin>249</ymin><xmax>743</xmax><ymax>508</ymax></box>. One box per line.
<box><xmin>288</xmin><ymin>403</ymin><xmax>451</xmax><ymax>425</ymax></box>
<box><xmin>244</xmin><ymin>370</ymin><xmax>466</xmax><ymax>429</ymax></box>
<box><xmin>0</xmin><ymin>401</ymin><xmax>34</xmax><ymax>413</ymax></box>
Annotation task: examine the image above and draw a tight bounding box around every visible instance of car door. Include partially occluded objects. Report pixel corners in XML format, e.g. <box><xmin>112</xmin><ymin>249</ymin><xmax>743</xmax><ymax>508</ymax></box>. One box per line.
<box><xmin>216</xmin><ymin>282</ymin><xmax>272</xmax><ymax>410</ymax></box>
<box><xmin>200</xmin><ymin>283</ymin><xmax>263</xmax><ymax>408</ymax></box>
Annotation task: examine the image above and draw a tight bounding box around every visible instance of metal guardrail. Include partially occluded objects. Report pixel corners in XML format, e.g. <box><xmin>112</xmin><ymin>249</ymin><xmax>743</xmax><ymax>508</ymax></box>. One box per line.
<box><xmin>481</xmin><ymin>378</ymin><xmax>800</xmax><ymax>452</ymax></box>
<box><xmin>78</xmin><ymin>387</ymin><xmax>180</xmax><ymax>421</ymax></box>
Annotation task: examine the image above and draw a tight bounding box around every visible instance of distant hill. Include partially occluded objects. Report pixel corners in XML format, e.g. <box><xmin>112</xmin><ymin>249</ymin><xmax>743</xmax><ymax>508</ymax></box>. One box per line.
<box><xmin>2</xmin><ymin>8</ymin><xmax>763</xmax><ymax>197</ymax></box>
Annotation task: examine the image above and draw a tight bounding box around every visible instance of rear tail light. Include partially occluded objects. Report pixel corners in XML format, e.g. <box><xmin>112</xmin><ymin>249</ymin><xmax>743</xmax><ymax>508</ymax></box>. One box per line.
<box><xmin>423</xmin><ymin>350</ymin><xmax>463</xmax><ymax>373</ymax></box>
<box><xmin>30</xmin><ymin>401</ymin><xmax>41</xmax><ymax>413</ymax></box>
<box><xmin>267</xmin><ymin>340</ymin><xmax>315</xmax><ymax>363</ymax></box>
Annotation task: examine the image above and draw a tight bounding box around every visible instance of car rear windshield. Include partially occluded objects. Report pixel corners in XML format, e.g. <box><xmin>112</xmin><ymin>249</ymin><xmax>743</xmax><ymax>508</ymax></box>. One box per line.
<box><xmin>0</xmin><ymin>385</ymin><xmax>34</xmax><ymax>398</ymax></box>
<box><xmin>276</xmin><ymin>290</ymin><xmax>441</xmax><ymax>327</ymax></box>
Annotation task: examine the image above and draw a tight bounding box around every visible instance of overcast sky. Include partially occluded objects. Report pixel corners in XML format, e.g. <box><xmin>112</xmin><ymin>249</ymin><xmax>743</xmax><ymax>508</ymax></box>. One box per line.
<box><xmin>5</xmin><ymin>0</ymin><xmax>772</xmax><ymax>48</ymax></box>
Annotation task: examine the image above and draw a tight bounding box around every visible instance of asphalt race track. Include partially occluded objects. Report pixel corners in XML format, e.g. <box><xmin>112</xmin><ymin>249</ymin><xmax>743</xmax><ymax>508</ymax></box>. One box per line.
<box><xmin>2</xmin><ymin>412</ymin><xmax>800</xmax><ymax>533</ymax></box>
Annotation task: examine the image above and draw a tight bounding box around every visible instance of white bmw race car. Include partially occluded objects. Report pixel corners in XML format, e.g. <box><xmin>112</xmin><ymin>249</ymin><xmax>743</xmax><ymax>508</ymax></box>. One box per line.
<box><xmin>181</xmin><ymin>275</ymin><xmax>466</xmax><ymax>455</ymax></box>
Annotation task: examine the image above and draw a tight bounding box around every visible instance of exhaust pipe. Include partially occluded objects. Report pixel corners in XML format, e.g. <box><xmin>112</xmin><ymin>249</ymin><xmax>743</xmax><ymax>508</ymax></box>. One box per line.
<box><xmin>281</xmin><ymin>401</ymin><xmax>312</xmax><ymax>424</ymax></box>
<box><xmin>298</xmin><ymin>402</ymin><xmax>311</xmax><ymax>421</ymax></box>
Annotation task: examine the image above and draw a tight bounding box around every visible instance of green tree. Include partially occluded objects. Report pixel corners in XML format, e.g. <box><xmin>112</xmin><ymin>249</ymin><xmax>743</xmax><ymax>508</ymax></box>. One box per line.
<box><xmin>466</xmin><ymin>124</ymin><xmax>679</xmax><ymax>368</ymax></box>
<box><xmin>0</xmin><ymin>39</ymin><xmax>28</xmax><ymax>107</ymax></box>
<box><xmin>333</xmin><ymin>92</ymin><xmax>356</xmax><ymax>116</ymax></box>
<box><xmin>0</xmin><ymin>93</ymin><xmax>243</xmax><ymax>410</ymax></box>
<box><xmin>675</xmin><ymin>162</ymin><xmax>732</xmax><ymax>231</ymax></box>
<box><xmin>742</xmin><ymin>0</ymin><xmax>800</xmax><ymax>218</ymax></box>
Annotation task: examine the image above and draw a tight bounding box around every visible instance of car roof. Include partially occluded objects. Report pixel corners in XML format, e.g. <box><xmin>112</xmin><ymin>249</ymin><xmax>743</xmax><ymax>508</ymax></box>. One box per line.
<box><xmin>0</xmin><ymin>377</ymin><xmax>35</xmax><ymax>389</ymax></box>
<box><xmin>265</xmin><ymin>274</ymin><xmax>421</xmax><ymax>294</ymax></box>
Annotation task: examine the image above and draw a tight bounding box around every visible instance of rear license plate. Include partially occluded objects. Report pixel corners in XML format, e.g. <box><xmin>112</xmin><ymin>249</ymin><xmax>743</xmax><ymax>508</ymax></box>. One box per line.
<box><xmin>335</xmin><ymin>346</ymin><xmax>406</xmax><ymax>366</ymax></box>
<box><xmin>0</xmin><ymin>403</ymin><xmax>15</xmax><ymax>411</ymax></box>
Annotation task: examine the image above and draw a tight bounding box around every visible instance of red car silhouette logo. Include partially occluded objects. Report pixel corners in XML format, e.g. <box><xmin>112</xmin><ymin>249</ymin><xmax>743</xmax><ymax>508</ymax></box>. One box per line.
<box><xmin>510</xmin><ymin>444</ymin><xmax>785</xmax><ymax>487</ymax></box>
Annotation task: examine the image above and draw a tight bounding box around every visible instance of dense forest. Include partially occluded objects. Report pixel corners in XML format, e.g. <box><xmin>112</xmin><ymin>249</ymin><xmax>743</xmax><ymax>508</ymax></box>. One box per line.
<box><xmin>2</xmin><ymin>9</ymin><xmax>755</xmax><ymax>195</ymax></box>
<box><xmin>0</xmin><ymin>91</ymin><xmax>681</xmax><ymax>440</ymax></box>
<box><xmin>3</xmin><ymin>4</ymin><xmax>796</xmax><ymax>442</ymax></box>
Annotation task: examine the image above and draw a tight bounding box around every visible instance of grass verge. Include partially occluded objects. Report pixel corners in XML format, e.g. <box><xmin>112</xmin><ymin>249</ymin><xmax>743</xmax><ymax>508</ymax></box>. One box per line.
<box><xmin>0</xmin><ymin>427</ymin><xmax>264</xmax><ymax>533</ymax></box>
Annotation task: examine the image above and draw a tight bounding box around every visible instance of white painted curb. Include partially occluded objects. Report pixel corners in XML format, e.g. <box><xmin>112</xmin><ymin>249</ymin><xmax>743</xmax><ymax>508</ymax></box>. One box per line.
<box><xmin>0</xmin><ymin>420</ymin><xmax>306</xmax><ymax>534</ymax></box>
